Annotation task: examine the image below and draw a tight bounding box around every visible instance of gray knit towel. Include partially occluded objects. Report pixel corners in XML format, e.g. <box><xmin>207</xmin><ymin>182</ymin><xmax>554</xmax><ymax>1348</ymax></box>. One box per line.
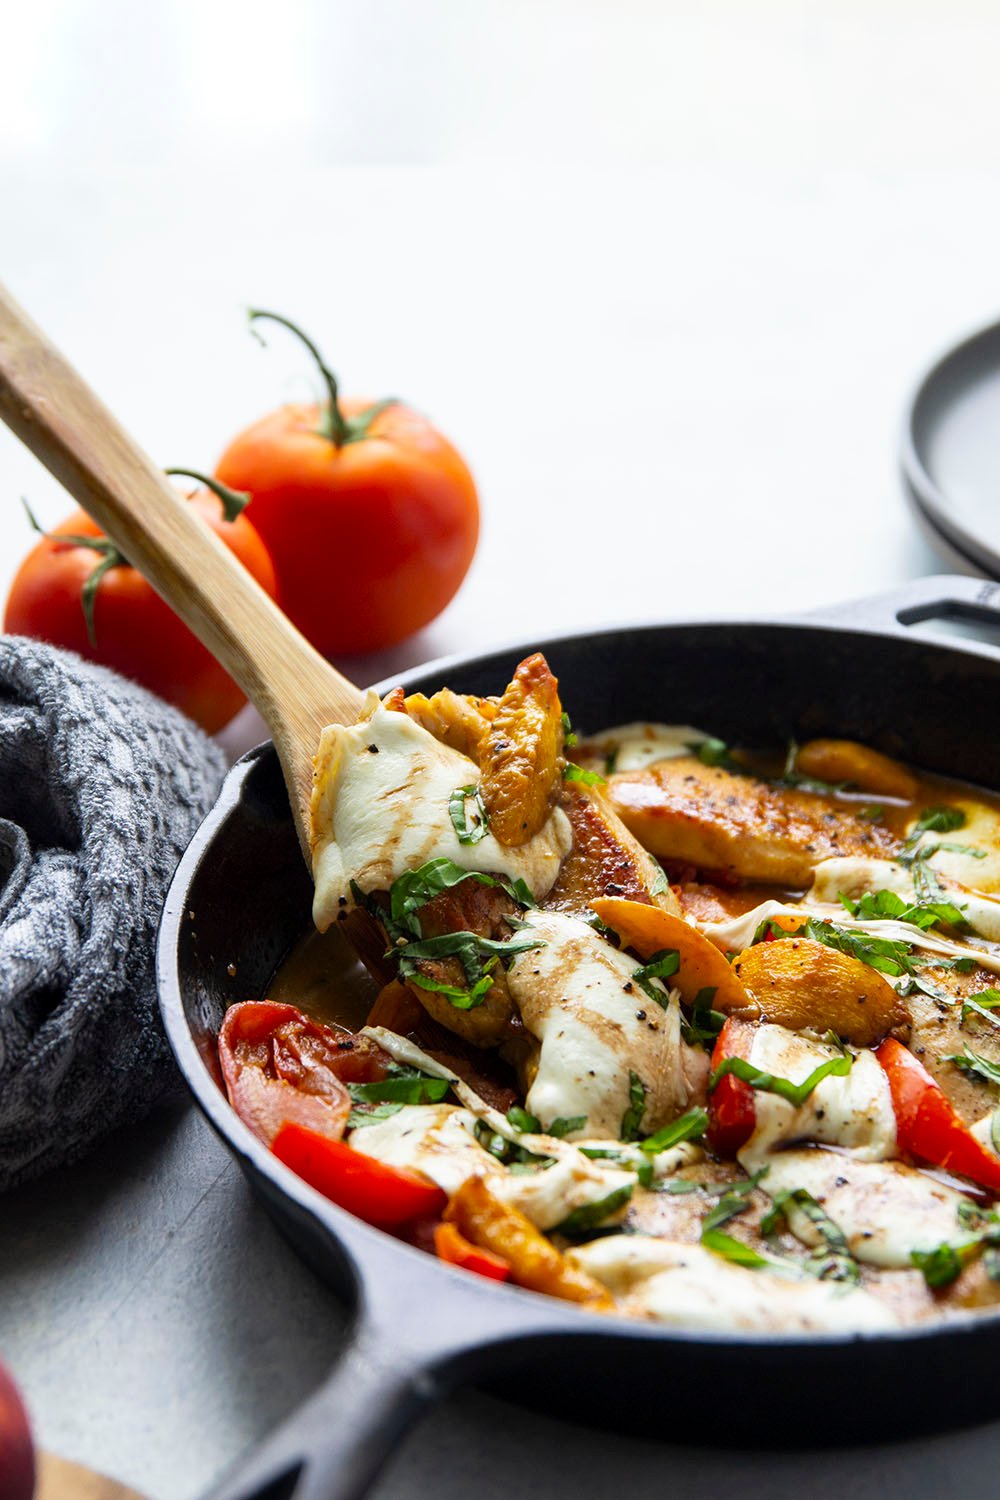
<box><xmin>0</xmin><ymin>636</ymin><xmax>227</xmax><ymax>1190</ymax></box>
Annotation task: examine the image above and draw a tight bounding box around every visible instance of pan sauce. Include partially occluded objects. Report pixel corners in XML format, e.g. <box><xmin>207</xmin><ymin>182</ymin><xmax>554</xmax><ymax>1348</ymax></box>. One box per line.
<box><xmin>264</xmin><ymin>710</ymin><xmax>1000</xmax><ymax>1333</ymax></box>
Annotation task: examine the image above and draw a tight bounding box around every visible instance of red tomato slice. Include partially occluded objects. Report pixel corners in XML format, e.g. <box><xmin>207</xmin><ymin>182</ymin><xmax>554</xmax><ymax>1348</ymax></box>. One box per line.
<box><xmin>272</xmin><ymin>1123</ymin><xmax>446</xmax><ymax>1226</ymax></box>
<box><xmin>434</xmin><ymin>1221</ymin><xmax>511</xmax><ymax>1282</ymax></box>
<box><xmin>218</xmin><ymin>1001</ymin><xmax>389</xmax><ymax>1146</ymax></box>
<box><xmin>707</xmin><ymin>1015</ymin><xmax>758</xmax><ymax>1155</ymax></box>
<box><xmin>875</xmin><ymin>1037</ymin><xmax>1000</xmax><ymax>1193</ymax></box>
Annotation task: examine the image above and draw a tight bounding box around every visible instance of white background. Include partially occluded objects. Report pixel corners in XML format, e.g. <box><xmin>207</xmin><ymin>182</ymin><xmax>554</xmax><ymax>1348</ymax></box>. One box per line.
<box><xmin>4</xmin><ymin>3</ymin><xmax>1000</xmax><ymax>1497</ymax></box>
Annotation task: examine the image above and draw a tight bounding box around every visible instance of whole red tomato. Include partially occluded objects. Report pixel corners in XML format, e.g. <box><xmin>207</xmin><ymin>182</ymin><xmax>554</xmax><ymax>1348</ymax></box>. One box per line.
<box><xmin>3</xmin><ymin>475</ymin><xmax>277</xmax><ymax>733</ymax></box>
<box><xmin>0</xmin><ymin>1357</ymin><xmax>34</xmax><ymax>1500</ymax></box>
<box><xmin>215</xmin><ymin>311</ymin><xmax>479</xmax><ymax>657</ymax></box>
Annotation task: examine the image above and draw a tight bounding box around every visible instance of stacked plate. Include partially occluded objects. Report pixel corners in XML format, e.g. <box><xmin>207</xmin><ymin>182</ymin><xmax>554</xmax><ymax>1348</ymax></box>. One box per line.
<box><xmin>902</xmin><ymin>319</ymin><xmax>1000</xmax><ymax>577</ymax></box>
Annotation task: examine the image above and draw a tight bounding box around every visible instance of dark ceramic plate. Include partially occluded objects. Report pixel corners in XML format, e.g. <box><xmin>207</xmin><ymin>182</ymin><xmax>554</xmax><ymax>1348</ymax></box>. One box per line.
<box><xmin>902</xmin><ymin>318</ymin><xmax>1000</xmax><ymax>576</ymax></box>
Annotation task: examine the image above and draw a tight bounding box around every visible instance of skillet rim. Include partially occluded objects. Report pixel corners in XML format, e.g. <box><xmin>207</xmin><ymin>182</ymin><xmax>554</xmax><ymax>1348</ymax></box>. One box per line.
<box><xmin>158</xmin><ymin>596</ymin><xmax>1000</xmax><ymax>1357</ymax></box>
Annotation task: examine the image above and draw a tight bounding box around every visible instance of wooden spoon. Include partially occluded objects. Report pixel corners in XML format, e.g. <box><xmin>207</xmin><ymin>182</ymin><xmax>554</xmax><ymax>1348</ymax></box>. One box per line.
<box><xmin>0</xmin><ymin>284</ymin><xmax>365</xmax><ymax>858</ymax></box>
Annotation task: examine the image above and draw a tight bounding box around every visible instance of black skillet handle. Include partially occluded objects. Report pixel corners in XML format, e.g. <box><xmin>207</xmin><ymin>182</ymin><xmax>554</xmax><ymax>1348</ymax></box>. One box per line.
<box><xmin>201</xmin><ymin>1307</ymin><xmax>427</xmax><ymax>1500</ymax></box>
<box><xmin>804</xmin><ymin>572</ymin><xmax>1000</xmax><ymax>642</ymax></box>
<box><xmin>199</xmin><ymin>1257</ymin><xmax>581</xmax><ymax>1500</ymax></box>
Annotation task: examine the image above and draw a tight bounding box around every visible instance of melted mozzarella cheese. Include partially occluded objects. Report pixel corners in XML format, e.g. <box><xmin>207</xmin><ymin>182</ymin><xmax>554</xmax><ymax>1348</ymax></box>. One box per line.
<box><xmin>811</xmin><ymin>856</ymin><xmax>1000</xmax><ymax>945</ymax></box>
<box><xmin>568</xmin><ymin>1238</ymin><xmax>897</xmax><ymax>1332</ymax></box>
<box><xmin>917</xmin><ymin>800</ymin><xmax>1000</xmax><ymax>894</ymax></box>
<box><xmin>506</xmin><ymin>908</ymin><xmax>692</xmax><ymax>1138</ymax></box>
<box><xmin>582</xmin><ymin>722</ymin><xmax>711</xmax><ymax>773</ymax></box>
<box><xmin>740</xmin><ymin>1025</ymin><xmax>897</xmax><ymax>1165</ymax></box>
<box><xmin>349</xmin><ymin>1105</ymin><xmax>503</xmax><ymax>1196</ymax></box>
<box><xmin>349</xmin><ymin>1102</ymin><xmax>635</xmax><ymax>1228</ymax></box>
<box><xmin>311</xmin><ymin>701</ymin><xmax>572</xmax><ymax>931</ymax></box>
<box><xmin>741</xmin><ymin>1149</ymin><xmax>969</xmax><ymax>1268</ymax></box>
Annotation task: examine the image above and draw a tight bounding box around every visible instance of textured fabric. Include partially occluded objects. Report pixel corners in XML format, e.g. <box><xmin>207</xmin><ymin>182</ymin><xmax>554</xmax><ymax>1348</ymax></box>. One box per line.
<box><xmin>0</xmin><ymin>636</ymin><xmax>226</xmax><ymax>1190</ymax></box>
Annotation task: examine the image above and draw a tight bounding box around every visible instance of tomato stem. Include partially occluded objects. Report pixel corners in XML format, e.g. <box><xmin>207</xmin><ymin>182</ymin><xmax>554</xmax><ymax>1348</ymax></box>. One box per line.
<box><xmin>21</xmin><ymin>497</ymin><xmax>124</xmax><ymax>646</ymax></box>
<box><xmin>246</xmin><ymin>307</ymin><xmax>397</xmax><ymax>448</ymax></box>
<box><xmin>165</xmin><ymin>467</ymin><xmax>250</xmax><ymax>523</ymax></box>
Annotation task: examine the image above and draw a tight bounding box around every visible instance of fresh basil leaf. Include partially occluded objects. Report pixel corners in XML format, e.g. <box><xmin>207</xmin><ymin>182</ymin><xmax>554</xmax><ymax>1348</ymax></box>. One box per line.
<box><xmin>640</xmin><ymin>1106</ymin><xmax>709</xmax><ymax>1154</ymax></box>
<box><xmin>554</xmin><ymin>1183</ymin><xmax>634</xmax><ymax>1237</ymax></box>
<box><xmin>681</xmin><ymin>986</ymin><xmax>725</xmax><ymax>1047</ymax></box>
<box><xmin>649</xmin><ymin>859</ymin><xmax>669</xmax><ymax>897</ymax></box>
<box><xmin>620</xmin><ymin>1072</ymin><xmax>646</xmax><ymax>1142</ymax></box>
<box><xmin>761</xmin><ymin>1187</ymin><xmax>860</xmax><ymax>1284</ymax></box>
<box><xmin>709</xmin><ymin>1048</ymin><xmax>852</xmax><ymax>1108</ymax></box>
<box><xmin>395</xmin><ymin>928</ymin><xmax>544</xmax><ymax>1010</ymax></box>
<box><xmin>664</xmin><ymin>1178</ymin><xmax>701</xmax><ymax>1195</ymax></box>
<box><xmin>506</xmin><ymin>1106</ymin><xmax>541</xmax><ymax>1134</ymax></box>
<box><xmin>700</xmin><ymin>1227</ymin><xmax>773</xmax><ymax>1269</ymax></box>
<box><xmin>778</xmin><ymin>739</ymin><xmax>847</xmax><ymax>796</ymax></box>
<box><xmin>860</xmin><ymin>804</ymin><xmax>885</xmax><ymax>823</ymax></box>
<box><xmin>604</xmin><ymin>746</ymin><xmax>619</xmax><ymax>776</ymax></box>
<box><xmin>448</xmin><ymin>784</ymin><xmax>490</xmax><ymax>845</ymax></box>
<box><xmin>473</xmin><ymin>1119</ymin><xmax>553</xmax><ymax>1170</ymax></box>
<box><xmin>348</xmin><ymin>1073</ymin><xmax>450</xmax><ymax>1105</ymax></box>
<box><xmin>386</xmin><ymin>858</ymin><xmax>536</xmax><ymax>942</ymax></box>
<box><xmin>946</xmin><ymin>1047</ymin><xmax>1000</xmax><ymax>1088</ymax></box>
<box><xmin>560</xmin><ymin>711</ymin><xmax>578</xmax><ymax>749</ymax></box>
<box><xmin>911</xmin><ymin>1241</ymin><xmax>977</xmax><ymax>1289</ymax></box>
<box><xmin>563</xmin><ymin>761</ymin><xmax>606</xmax><ymax>787</ymax></box>
<box><xmin>962</xmin><ymin>995</ymin><xmax>1000</xmax><ymax>1030</ymax></box>
<box><xmin>632</xmin><ymin>948</ymin><xmax>680</xmax><ymax>1006</ymax></box>
<box><xmin>695</xmin><ymin>737</ymin><xmax>738</xmax><ymax>771</ymax></box>
<box><xmin>839</xmin><ymin>888</ymin><xmax>968</xmax><ymax>933</ymax></box>
<box><xmin>346</xmin><ymin>1101</ymin><xmax>405</xmax><ymax>1129</ymax></box>
<box><xmin>548</xmin><ymin>1115</ymin><xmax>588</xmax><ymax>1138</ymax></box>
<box><xmin>911</xmin><ymin>806</ymin><xmax>967</xmax><ymax>837</ymax></box>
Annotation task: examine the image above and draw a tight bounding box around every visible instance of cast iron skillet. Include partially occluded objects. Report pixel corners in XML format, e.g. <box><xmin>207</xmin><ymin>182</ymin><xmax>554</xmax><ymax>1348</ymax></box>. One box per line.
<box><xmin>159</xmin><ymin>574</ymin><xmax>1000</xmax><ymax>1500</ymax></box>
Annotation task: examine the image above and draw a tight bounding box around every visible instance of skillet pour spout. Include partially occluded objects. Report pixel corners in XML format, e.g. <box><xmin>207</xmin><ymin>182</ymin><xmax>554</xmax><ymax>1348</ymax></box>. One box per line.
<box><xmin>160</xmin><ymin>574</ymin><xmax>1000</xmax><ymax>1500</ymax></box>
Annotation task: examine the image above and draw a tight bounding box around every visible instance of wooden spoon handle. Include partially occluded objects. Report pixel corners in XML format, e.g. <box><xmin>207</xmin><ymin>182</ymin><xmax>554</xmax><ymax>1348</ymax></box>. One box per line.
<box><xmin>0</xmin><ymin>282</ymin><xmax>365</xmax><ymax>851</ymax></box>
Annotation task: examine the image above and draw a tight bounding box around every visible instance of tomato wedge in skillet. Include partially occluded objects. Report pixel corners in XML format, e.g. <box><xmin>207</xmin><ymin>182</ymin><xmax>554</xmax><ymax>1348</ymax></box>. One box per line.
<box><xmin>218</xmin><ymin>1000</ymin><xmax>391</xmax><ymax>1145</ymax></box>
<box><xmin>876</xmin><ymin>1038</ymin><xmax>1000</xmax><ymax>1193</ymax></box>
<box><xmin>272</xmin><ymin>1123</ymin><xmax>446</xmax><ymax>1226</ymax></box>
<box><xmin>707</xmin><ymin>1015</ymin><xmax>757</xmax><ymax>1155</ymax></box>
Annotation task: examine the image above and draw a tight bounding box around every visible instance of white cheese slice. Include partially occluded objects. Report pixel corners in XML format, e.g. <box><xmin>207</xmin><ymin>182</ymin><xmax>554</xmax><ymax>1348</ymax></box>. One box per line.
<box><xmin>581</xmin><ymin>722</ymin><xmax>712</xmax><ymax>773</ymax></box>
<box><xmin>311</xmin><ymin>701</ymin><xmax>572</xmax><ymax>931</ymax></box>
<box><xmin>505</xmin><ymin>908</ymin><xmax>692</xmax><ymax>1138</ymax></box>
<box><xmin>739</xmin><ymin>1025</ymin><xmax>898</xmax><ymax>1166</ymax></box>
<box><xmin>568</xmin><ymin>1237</ymin><xmax>897</xmax><ymax>1333</ymax></box>
<box><xmin>349</xmin><ymin>1104</ymin><xmax>503</xmax><ymax>1196</ymax></box>
<box><xmin>740</xmin><ymin>1147</ymin><xmax>969</xmax><ymax>1268</ymax></box>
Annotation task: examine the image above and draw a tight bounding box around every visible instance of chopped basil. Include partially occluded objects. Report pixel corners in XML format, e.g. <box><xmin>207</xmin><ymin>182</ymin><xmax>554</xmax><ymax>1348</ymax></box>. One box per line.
<box><xmin>346</xmin><ymin>1101</ymin><xmax>405</xmax><ymax>1130</ymax></box>
<box><xmin>396</xmin><ymin>928</ymin><xmax>543</xmax><ymax>1010</ymax></box>
<box><xmin>700</xmin><ymin>1228</ymin><xmax>773</xmax><ymax>1269</ymax></box>
<box><xmin>560</xmin><ymin>710</ymin><xmax>578</xmax><ymax>748</ymax></box>
<box><xmin>860</xmin><ymin>804</ymin><xmax>885</xmax><ymax>823</ymax></box>
<box><xmin>632</xmin><ymin>948</ymin><xmax>680</xmax><ymax>1006</ymax></box>
<box><xmin>649</xmin><ymin>859</ymin><xmax>669</xmax><ymax>897</ymax></box>
<box><xmin>604</xmin><ymin>747</ymin><xmax>619</xmax><ymax>775</ymax></box>
<box><xmin>760</xmin><ymin>1187</ymin><xmax>860</xmax><ymax>1284</ymax></box>
<box><xmin>681</xmin><ymin>986</ymin><xmax>725</xmax><ymax>1047</ymax></box>
<box><xmin>946</xmin><ymin>1047</ymin><xmax>1000</xmax><ymax>1088</ymax></box>
<box><xmin>709</xmin><ymin>1048</ymin><xmax>852</xmax><ymax>1109</ymax></box>
<box><xmin>548</xmin><ymin>1115</ymin><xmax>588</xmax><ymax>1138</ymax></box>
<box><xmin>909</xmin><ymin>806</ymin><xmax>967</xmax><ymax>839</ymax></box>
<box><xmin>563</xmin><ymin>761</ymin><xmax>606</xmax><ymax>787</ymax></box>
<box><xmin>911</xmin><ymin>1242</ymin><xmax>971</xmax><ymax>1289</ymax></box>
<box><xmin>700</xmin><ymin>1168</ymin><xmax>769</xmax><ymax>1233</ymax></box>
<box><xmin>695</xmin><ymin>737</ymin><xmax>738</xmax><ymax>771</ymax></box>
<box><xmin>962</xmin><ymin>992</ymin><xmax>1000</xmax><ymax>1030</ymax></box>
<box><xmin>992</xmin><ymin>1108</ymin><xmax>1000</xmax><ymax>1155</ymax></box>
<box><xmin>554</xmin><ymin>1183</ymin><xmax>634</xmax><ymax>1237</ymax></box>
<box><xmin>386</xmin><ymin>858</ymin><xmax>536</xmax><ymax>942</ymax></box>
<box><xmin>506</xmin><ymin>1105</ymin><xmax>541</xmax><ymax>1134</ymax></box>
<box><xmin>620</xmin><ymin>1072</ymin><xmax>647</xmax><ymax>1141</ymax></box>
<box><xmin>448</xmin><ymin>784</ymin><xmax>491</xmax><ymax>845</ymax></box>
<box><xmin>778</xmin><ymin>739</ymin><xmax>847</xmax><ymax>796</ymax></box>
<box><xmin>579</xmin><ymin>1147</ymin><xmax>654</xmax><ymax>1189</ymax></box>
<box><xmin>838</xmin><ymin>887</ymin><xmax>968</xmax><ymax>933</ymax></box>
<box><xmin>473</xmin><ymin>1119</ymin><xmax>553</xmax><ymax>1170</ymax></box>
<box><xmin>663</xmin><ymin>1178</ymin><xmax>702</xmax><ymax>1195</ymax></box>
<box><xmin>348</xmin><ymin>1070</ymin><xmax>451</xmax><ymax>1106</ymax></box>
<box><xmin>639</xmin><ymin>1106</ymin><xmax>709</xmax><ymax>1155</ymax></box>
